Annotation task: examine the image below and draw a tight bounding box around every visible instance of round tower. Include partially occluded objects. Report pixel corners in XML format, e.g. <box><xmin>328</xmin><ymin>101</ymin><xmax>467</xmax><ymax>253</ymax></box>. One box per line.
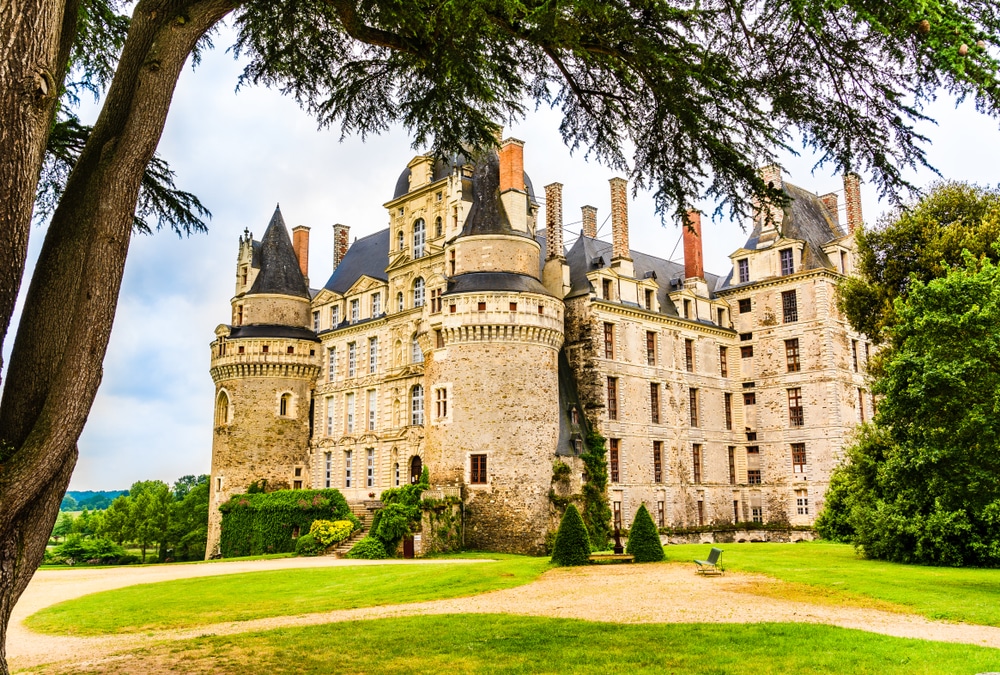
<box><xmin>424</xmin><ymin>142</ymin><xmax>564</xmax><ymax>554</ymax></box>
<box><xmin>206</xmin><ymin>207</ymin><xmax>320</xmax><ymax>557</ymax></box>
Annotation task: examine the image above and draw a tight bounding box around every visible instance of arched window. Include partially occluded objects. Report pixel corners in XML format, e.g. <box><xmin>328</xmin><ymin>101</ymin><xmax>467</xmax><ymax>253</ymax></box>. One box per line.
<box><xmin>215</xmin><ymin>390</ymin><xmax>230</xmax><ymax>426</ymax></box>
<box><xmin>412</xmin><ymin>335</ymin><xmax>424</xmax><ymax>364</ymax></box>
<box><xmin>279</xmin><ymin>392</ymin><xmax>292</xmax><ymax>417</ymax></box>
<box><xmin>397</xmin><ymin>230</ymin><xmax>404</xmax><ymax>251</ymax></box>
<box><xmin>413</xmin><ymin>219</ymin><xmax>426</xmax><ymax>258</ymax></box>
<box><xmin>411</xmin><ymin>385</ymin><xmax>424</xmax><ymax>425</ymax></box>
<box><xmin>413</xmin><ymin>277</ymin><xmax>425</xmax><ymax>307</ymax></box>
<box><xmin>410</xmin><ymin>455</ymin><xmax>423</xmax><ymax>483</ymax></box>
<box><xmin>434</xmin><ymin>216</ymin><xmax>443</xmax><ymax>238</ymax></box>
<box><xmin>394</xmin><ymin>462</ymin><xmax>400</xmax><ymax>486</ymax></box>
<box><xmin>397</xmin><ymin>291</ymin><xmax>404</xmax><ymax>312</ymax></box>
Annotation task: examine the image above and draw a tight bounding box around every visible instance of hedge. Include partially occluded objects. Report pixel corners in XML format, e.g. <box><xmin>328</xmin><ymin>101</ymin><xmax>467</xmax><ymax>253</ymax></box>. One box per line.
<box><xmin>219</xmin><ymin>488</ymin><xmax>351</xmax><ymax>557</ymax></box>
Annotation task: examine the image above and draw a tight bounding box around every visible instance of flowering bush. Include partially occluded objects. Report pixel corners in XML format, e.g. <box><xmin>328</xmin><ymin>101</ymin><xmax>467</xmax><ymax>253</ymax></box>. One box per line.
<box><xmin>309</xmin><ymin>519</ymin><xmax>354</xmax><ymax>546</ymax></box>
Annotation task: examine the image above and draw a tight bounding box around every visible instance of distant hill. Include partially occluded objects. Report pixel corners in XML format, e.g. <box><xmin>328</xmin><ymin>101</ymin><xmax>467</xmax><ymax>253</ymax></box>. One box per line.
<box><xmin>61</xmin><ymin>490</ymin><xmax>128</xmax><ymax>512</ymax></box>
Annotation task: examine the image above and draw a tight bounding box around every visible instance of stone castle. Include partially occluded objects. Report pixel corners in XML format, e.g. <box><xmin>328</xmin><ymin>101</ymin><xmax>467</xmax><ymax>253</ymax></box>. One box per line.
<box><xmin>207</xmin><ymin>138</ymin><xmax>869</xmax><ymax>556</ymax></box>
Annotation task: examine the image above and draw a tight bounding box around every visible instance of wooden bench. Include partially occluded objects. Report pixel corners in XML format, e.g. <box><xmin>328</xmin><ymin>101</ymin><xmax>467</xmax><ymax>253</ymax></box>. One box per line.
<box><xmin>589</xmin><ymin>554</ymin><xmax>634</xmax><ymax>564</ymax></box>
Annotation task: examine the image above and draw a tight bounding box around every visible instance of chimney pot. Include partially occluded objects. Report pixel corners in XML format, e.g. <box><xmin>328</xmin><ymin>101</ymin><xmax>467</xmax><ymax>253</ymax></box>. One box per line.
<box><xmin>544</xmin><ymin>182</ymin><xmax>564</xmax><ymax>259</ymax></box>
<box><xmin>581</xmin><ymin>206</ymin><xmax>598</xmax><ymax>239</ymax></box>
<box><xmin>609</xmin><ymin>177</ymin><xmax>631</xmax><ymax>260</ymax></box>
<box><xmin>292</xmin><ymin>226</ymin><xmax>310</xmax><ymax>279</ymax></box>
<box><xmin>498</xmin><ymin>138</ymin><xmax>525</xmax><ymax>193</ymax></box>
<box><xmin>683</xmin><ymin>211</ymin><xmax>705</xmax><ymax>280</ymax></box>
<box><xmin>844</xmin><ymin>173</ymin><xmax>863</xmax><ymax>233</ymax></box>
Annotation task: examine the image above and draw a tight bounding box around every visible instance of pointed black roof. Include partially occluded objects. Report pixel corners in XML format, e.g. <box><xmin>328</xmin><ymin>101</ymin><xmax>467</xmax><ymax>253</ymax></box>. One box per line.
<box><xmin>247</xmin><ymin>206</ymin><xmax>311</xmax><ymax>299</ymax></box>
<box><xmin>459</xmin><ymin>151</ymin><xmax>533</xmax><ymax>239</ymax></box>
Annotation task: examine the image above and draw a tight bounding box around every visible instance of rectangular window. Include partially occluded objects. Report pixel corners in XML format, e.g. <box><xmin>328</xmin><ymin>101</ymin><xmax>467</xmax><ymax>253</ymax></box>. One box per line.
<box><xmin>345</xmin><ymin>450</ymin><xmax>353</xmax><ymax>488</ymax></box>
<box><xmin>740</xmin><ymin>332</ymin><xmax>753</xmax><ymax>341</ymax></box>
<box><xmin>607</xmin><ymin>377</ymin><xmax>618</xmax><ymax>421</ymax></box>
<box><xmin>788</xmin><ymin>387</ymin><xmax>804</xmax><ymax>426</ymax></box>
<box><xmin>851</xmin><ymin>339</ymin><xmax>859</xmax><ymax>372</ymax></box>
<box><xmin>689</xmin><ymin>388</ymin><xmax>699</xmax><ymax>427</ymax></box>
<box><xmin>796</xmin><ymin>489</ymin><xmax>810</xmax><ymax>515</ymax></box>
<box><xmin>650</xmin><ymin>383</ymin><xmax>660</xmax><ymax>424</ymax></box>
<box><xmin>372</xmin><ymin>293</ymin><xmax>382</xmax><ymax>317</ymax></box>
<box><xmin>348</xmin><ymin>342</ymin><xmax>356</xmax><ymax>377</ymax></box>
<box><xmin>366</xmin><ymin>448</ymin><xmax>375</xmax><ymax>487</ymax></box>
<box><xmin>614</xmin><ymin>501</ymin><xmax>623</xmax><ymax>529</ymax></box>
<box><xmin>435</xmin><ymin>329</ymin><xmax>444</xmax><ymax>349</ymax></box>
<box><xmin>747</xmin><ymin>469</ymin><xmax>761</xmax><ymax>485</ymax></box>
<box><xmin>430</xmin><ymin>288</ymin><xmax>442</xmax><ymax>313</ymax></box>
<box><xmin>752</xmin><ymin>506</ymin><xmax>763</xmax><ymax>523</ymax></box>
<box><xmin>645</xmin><ymin>289</ymin><xmax>654</xmax><ymax>310</ymax></box>
<box><xmin>328</xmin><ymin>347</ymin><xmax>337</xmax><ymax>382</ymax></box>
<box><xmin>683</xmin><ymin>299</ymin><xmax>692</xmax><ymax>319</ymax></box>
<box><xmin>646</xmin><ymin>331</ymin><xmax>656</xmax><ymax>365</ymax></box>
<box><xmin>509</xmin><ymin>302</ymin><xmax>518</xmax><ymax>312</ymax></box>
<box><xmin>657</xmin><ymin>501</ymin><xmax>665</xmax><ymax>528</ymax></box>
<box><xmin>743</xmin><ymin>391</ymin><xmax>756</xmax><ymax>406</ymax></box>
<box><xmin>697</xmin><ymin>501</ymin><xmax>705</xmax><ymax>526</ymax></box>
<box><xmin>841</xmin><ymin>250</ymin><xmax>848</xmax><ymax>274</ymax></box>
<box><xmin>740</xmin><ymin>345</ymin><xmax>753</xmax><ymax>358</ymax></box>
<box><xmin>369</xmin><ymin>336</ymin><xmax>378</xmax><ymax>374</ymax></box>
<box><xmin>331</xmin><ymin>305</ymin><xmax>340</xmax><ymax>326</ymax></box>
<box><xmin>436</xmin><ymin>387</ymin><xmax>448</xmax><ymax>419</ymax></box>
<box><xmin>604</xmin><ymin>323</ymin><xmax>614</xmax><ymax>359</ymax></box>
<box><xmin>785</xmin><ymin>338</ymin><xmax>800</xmax><ymax>372</ymax></box>
<box><xmin>324</xmin><ymin>452</ymin><xmax>332</xmax><ymax>488</ymax></box>
<box><xmin>326</xmin><ymin>397</ymin><xmax>334</xmax><ymax>436</ymax></box>
<box><xmin>653</xmin><ymin>441</ymin><xmax>663</xmax><ymax>483</ymax></box>
<box><xmin>685</xmin><ymin>339</ymin><xmax>694</xmax><ymax>372</ymax></box>
<box><xmin>780</xmin><ymin>248</ymin><xmax>794</xmax><ymax>276</ymax></box>
<box><xmin>738</xmin><ymin>258</ymin><xmax>750</xmax><ymax>283</ymax></box>
<box><xmin>478</xmin><ymin>301</ymin><xmax>486</xmax><ymax>312</ymax></box>
<box><xmin>351</xmin><ymin>299</ymin><xmax>360</xmax><ymax>323</ymax></box>
<box><xmin>610</xmin><ymin>439</ymin><xmax>620</xmax><ymax>483</ymax></box>
<box><xmin>345</xmin><ymin>393</ymin><xmax>355</xmax><ymax>433</ymax></box>
<box><xmin>738</xmin><ymin>297</ymin><xmax>751</xmax><ymax>313</ymax></box>
<box><xmin>692</xmin><ymin>444</ymin><xmax>702</xmax><ymax>483</ymax></box>
<box><xmin>368</xmin><ymin>389</ymin><xmax>377</xmax><ymax>431</ymax></box>
<box><xmin>293</xmin><ymin>480</ymin><xmax>302</xmax><ymax>490</ymax></box>
<box><xmin>724</xmin><ymin>393</ymin><xmax>733</xmax><ymax>430</ymax></box>
<box><xmin>728</xmin><ymin>447</ymin><xmax>736</xmax><ymax>485</ymax></box>
<box><xmin>733</xmin><ymin>500</ymin><xmax>740</xmax><ymax>523</ymax></box>
<box><xmin>717</xmin><ymin>307</ymin><xmax>726</xmax><ymax>325</ymax></box>
<box><xmin>858</xmin><ymin>388</ymin><xmax>866</xmax><ymax>422</ymax></box>
<box><xmin>782</xmin><ymin>290</ymin><xmax>798</xmax><ymax>323</ymax></box>
<box><xmin>720</xmin><ymin>346</ymin><xmax>728</xmax><ymax>377</ymax></box>
<box><xmin>603</xmin><ymin>278</ymin><xmax>613</xmax><ymax>300</ymax></box>
<box><xmin>792</xmin><ymin>443</ymin><xmax>806</xmax><ymax>473</ymax></box>
<box><xmin>313</xmin><ymin>311</ymin><xmax>320</xmax><ymax>331</ymax></box>
<box><xmin>470</xmin><ymin>454</ymin><xmax>488</xmax><ymax>484</ymax></box>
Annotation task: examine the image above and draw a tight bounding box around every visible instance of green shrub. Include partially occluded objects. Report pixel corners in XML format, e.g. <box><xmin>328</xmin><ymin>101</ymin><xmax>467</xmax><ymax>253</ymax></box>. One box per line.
<box><xmin>345</xmin><ymin>512</ymin><xmax>363</xmax><ymax>532</ymax></box>
<box><xmin>310</xmin><ymin>520</ymin><xmax>353</xmax><ymax>546</ymax></box>
<box><xmin>52</xmin><ymin>535</ymin><xmax>129</xmax><ymax>565</ymax></box>
<box><xmin>346</xmin><ymin>536</ymin><xmax>388</xmax><ymax>560</ymax></box>
<box><xmin>294</xmin><ymin>533</ymin><xmax>325</xmax><ymax>557</ymax></box>
<box><xmin>218</xmin><ymin>488</ymin><xmax>351</xmax><ymax>557</ymax></box>
<box><xmin>551</xmin><ymin>504</ymin><xmax>591</xmax><ymax>566</ymax></box>
<box><xmin>626</xmin><ymin>504</ymin><xmax>665</xmax><ymax>562</ymax></box>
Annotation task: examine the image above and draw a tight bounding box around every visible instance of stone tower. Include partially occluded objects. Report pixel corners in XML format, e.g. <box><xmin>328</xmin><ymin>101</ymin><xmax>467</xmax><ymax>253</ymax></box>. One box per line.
<box><xmin>206</xmin><ymin>207</ymin><xmax>320</xmax><ymax>557</ymax></box>
<box><xmin>423</xmin><ymin>140</ymin><xmax>565</xmax><ymax>554</ymax></box>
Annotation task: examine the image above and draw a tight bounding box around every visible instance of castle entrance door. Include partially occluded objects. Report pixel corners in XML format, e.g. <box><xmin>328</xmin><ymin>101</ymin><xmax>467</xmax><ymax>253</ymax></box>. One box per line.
<box><xmin>410</xmin><ymin>456</ymin><xmax>422</xmax><ymax>483</ymax></box>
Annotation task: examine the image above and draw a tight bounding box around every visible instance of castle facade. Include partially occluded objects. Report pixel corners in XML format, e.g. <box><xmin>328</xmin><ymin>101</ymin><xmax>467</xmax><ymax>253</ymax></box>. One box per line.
<box><xmin>207</xmin><ymin>139</ymin><xmax>869</xmax><ymax>556</ymax></box>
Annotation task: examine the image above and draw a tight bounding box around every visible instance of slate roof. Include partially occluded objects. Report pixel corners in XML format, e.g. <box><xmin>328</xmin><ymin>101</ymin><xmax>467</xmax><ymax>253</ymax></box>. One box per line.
<box><xmin>228</xmin><ymin>324</ymin><xmax>320</xmax><ymax>342</ymax></box>
<box><xmin>392</xmin><ymin>153</ymin><xmax>536</xmax><ymax>203</ymax></box>
<box><xmin>459</xmin><ymin>151</ymin><xmax>533</xmax><ymax>239</ymax></box>
<box><xmin>247</xmin><ymin>206</ymin><xmax>311</xmax><ymax>299</ymax></box>
<box><xmin>443</xmin><ymin>272</ymin><xmax>553</xmax><ymax>297</ymax></box>
<box><xmin>322</xmin><ymin>228</ymin><xmax>390</xmax><ymax>294</ymax></box>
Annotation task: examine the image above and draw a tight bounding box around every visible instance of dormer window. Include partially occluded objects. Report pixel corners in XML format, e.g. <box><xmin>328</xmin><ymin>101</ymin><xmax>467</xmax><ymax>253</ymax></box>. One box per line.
<box><xmin>644</xmin><ymin>289</ymin><xmax>653</xmax><ymax>310</ymax></box>
<box><xmin>331</xmin><ymin>305</ymin><xmax>340</xmax><ymax>326</ymax></box>
<box><xmin>350</xmin><ymin>299</ymin><xmax>360</xmax><ymax>323</ymax></box>
<box><xmin>413</xmin><ymin>219</ymin><xmax>426</xmax><ymax>258</ymax></box>
<box><xmin>738</xmin><ymin>258</ymin><xmax>750</xmax><ymax>284</ymax></box>
<box><xmin>683</xmin><ymin>299</ymin><xmax>692</xmax><ymax>319</ymax></box>
<box><xmin>780</xmin><ymin>248</ymin><xmax>794</xmax><ymax>276</ymax></box>
<box><xmin>371</xmin><ymin>293</ymin><xmax>381</xmax><ymax>316</ymax></box>
<box><xmin>602</xmin><ymin>278</ymin><xmax>613</xmax><ymax>300</ymax></box>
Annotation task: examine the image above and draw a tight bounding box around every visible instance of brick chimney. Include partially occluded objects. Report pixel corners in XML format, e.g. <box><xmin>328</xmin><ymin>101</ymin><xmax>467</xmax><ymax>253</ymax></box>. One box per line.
<box><xmin>819</xmin><ymin>192</ymin><xmax>840</xmax><ymax>227</ymax></box>
<box><xmin>844</xmin><ymin>173</ymin><xmax>862</xmax><ymax>233</ymax></box>
<box><xmin>498</xmin><ymin>138</ymin><xmax>525</xmax><ymax>193</ymax></box>
<box><xmin>544</xmin><ymin>182</ymin><xmax>564</xmax><ymax>259</ymax></box>
<box><xmin>683</xmin><ymin>210</ymin><xmax>704</xmax><ymax>280</ymax></box>
<box><xmin>332</xmin><ymin>224</ymin><xmax>350</xmax><ymax>271</ymax></box>
<box><xmin>581</xmin><ymin>205</ymin><xmax>598</xmax><ymax>239</ymax></box>
<box><xmin>609</xmin><ymin>177</ymin><xmax>631</xmax><ymax>260</ymax></box>
<box><xmin>757</xmin><ymin>164</ymin><xmax>784</xmax><ymax>233</ymax></box>
<box><xmin>759</xmin><ymin>164</ymin><xmax>782</xmax><ymax>191</ymax></box>
<box><xmin>292</xmin><ymin>225</ymin><xmax>310</xmax><ymax>280</ymax></box>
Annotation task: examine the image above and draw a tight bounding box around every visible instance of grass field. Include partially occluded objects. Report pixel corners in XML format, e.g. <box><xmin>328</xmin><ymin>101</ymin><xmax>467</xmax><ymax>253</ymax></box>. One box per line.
<box><xmin>26</xmin><ymin>553</ymin><xmax>550</xmax><ymax>636</ymax></box>
<box><xmin>47</xmin><ymin>615</ymin><xmax>1000</xmax><ymax>675</ymax></box>
<box><xmin>666</xmin><ymin>541</ymin><xmax>1000</xmax><ymax>626</ymax></box>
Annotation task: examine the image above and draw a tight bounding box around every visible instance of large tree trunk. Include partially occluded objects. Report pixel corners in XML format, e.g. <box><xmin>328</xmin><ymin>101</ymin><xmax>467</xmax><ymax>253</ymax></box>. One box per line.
<box><xmin>0</xmin><ymin>1</ymin><xmax>232</xmax><ymax>671</ymax></box>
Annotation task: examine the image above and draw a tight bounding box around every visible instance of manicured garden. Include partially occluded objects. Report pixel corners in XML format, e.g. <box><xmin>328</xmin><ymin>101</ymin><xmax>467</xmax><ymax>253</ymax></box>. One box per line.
<box><xmin>47</xmin><ymin>615</ymin><xmax>1000</xmax><ymax>674</ymax></box>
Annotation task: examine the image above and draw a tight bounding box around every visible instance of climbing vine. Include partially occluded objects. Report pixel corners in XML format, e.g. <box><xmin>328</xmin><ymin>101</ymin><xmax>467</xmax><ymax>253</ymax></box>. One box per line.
<box><xmin>581</xmin><ymin>430</ymin><xmax>612</xmax><ymax>550</ymax></box>
<box><xmin>218</xmin><ymin>488</ymin><xmax>351</xmax><ymax>557</ymax></box>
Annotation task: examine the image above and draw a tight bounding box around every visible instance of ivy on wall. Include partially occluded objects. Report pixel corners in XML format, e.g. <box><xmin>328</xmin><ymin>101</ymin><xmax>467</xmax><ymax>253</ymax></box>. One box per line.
<box><xmin>581</xmin><ymin>430</ymin><xmax>612</xmax><ymax>550</ymax></box>
<box><xmin>219</xmin><ymin>488</ymin><xmax>351</xmax><ymax>557</ymax></box>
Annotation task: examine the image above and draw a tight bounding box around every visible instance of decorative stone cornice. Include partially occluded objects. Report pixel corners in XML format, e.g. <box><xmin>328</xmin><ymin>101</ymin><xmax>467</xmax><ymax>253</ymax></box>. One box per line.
<box><xmin>590</xmin><ymin>300</ymin><xmax>736</xmax><ymax>339</ymax></box>
<box><xmin>211</xmin><ymin>362</ymin><xmax>320</xmax><ymax>383</ymax></box>
<box><xmin>443</xmin><ymin>323</ymin><xmax>564</xmax><ymax>349</ymax></box>
<box><xmin>715</xmin><ymin>268</ymin><xmax>836</xmax><ymax>297</ymax></box>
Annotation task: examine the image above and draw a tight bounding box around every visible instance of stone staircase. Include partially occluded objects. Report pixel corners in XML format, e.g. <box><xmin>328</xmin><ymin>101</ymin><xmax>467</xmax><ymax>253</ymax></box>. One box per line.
<box><xmin>324</xmin><ymin>503</ymin><xmax>377</xmax><ymax>557</ymax></box>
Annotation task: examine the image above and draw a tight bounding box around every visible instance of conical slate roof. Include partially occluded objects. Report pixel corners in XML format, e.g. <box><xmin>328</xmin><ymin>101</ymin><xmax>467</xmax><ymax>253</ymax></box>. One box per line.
<box><xmin>247</xmin><ymin>206</ymin><xmax>310</xmax><ymax>299</ymax></box>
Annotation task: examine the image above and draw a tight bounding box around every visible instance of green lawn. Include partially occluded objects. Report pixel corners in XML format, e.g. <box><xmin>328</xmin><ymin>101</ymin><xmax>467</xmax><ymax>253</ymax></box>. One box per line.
<box><xmin>49</xmin><ymin>615</ymin><xmax>1000</xmax><ymax>674</ymax></box>
<box><xmin>26</xmin><ymin>553</ymin><xmax>550</xmax><ymax>636</ymax></box>
<box><xmin>667</xmin><ymin>541</ymin><xmax>1000</xmax><ymax>626</ymax></box>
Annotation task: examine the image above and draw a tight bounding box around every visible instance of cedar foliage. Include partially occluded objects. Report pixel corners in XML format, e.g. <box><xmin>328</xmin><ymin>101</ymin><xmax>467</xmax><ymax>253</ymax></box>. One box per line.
<box><xmin>218</xmin><ymin>488</ymin><xmax>351</xmax><ymax>557</ymax></box>
<box><xmin>551</xmin><ymin>504</ymin><xmax>591</xmax><ymax>566</ymax></box>
<box><xmin>626</xmin><ymin>504</ymin><xmax>665</xmax><ymax>563</ymax></box>
<box><xmin>580</xmin><ymin>431</ymin><xmax>612</xmax><ymax>551</ymax></box>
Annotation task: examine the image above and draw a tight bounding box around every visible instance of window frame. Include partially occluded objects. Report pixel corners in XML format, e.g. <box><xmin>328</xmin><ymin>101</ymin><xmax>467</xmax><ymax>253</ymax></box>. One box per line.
<box><xmin>650</xmin><ymin>383</ymin><xmax>660</xmax><ymax>424</ymax></box>
<box><xmin>791</xmin><ymin>443</ymin><xmax>806</xmax><ymax>473</ymax></box>
<box><xmin>607</xmin><ymin>377</ymin><xmax>618</xmax><ymax>421</ymax></box>
<box><xmin>779</xmin><ymin>247</ymin><xmax>794</xmax><ymax>276</ymax></box>
<box><xmin>788</xmin><ymin>387</ymin><xmax>804</xmax><ymax>426</ymax></box>
<box><xmin>737</xmin><ymin>258</ymin><xmax>749</xmax><ymax>284</ymax></box>
<box><xmin>689</xmin><ymin>388</ymin><xmax>699</xmax><ymax>427</ymax></box>
<box><xmin>785</xmin><ymin>338</ymin><xmax>801</xmax><ymax>372</ymax></box>
<box><xmin>781</xmin><ymin>289</ymin><xmax>798</xmax><ymax>323</ymax></box>
<box><xmin>470</xmin><ymin>454</ymin><xmax>488</xmax><ymax>484</ymax></box>
<box><xmin>609</xmin><ymin>439</ymin><xmax>620</xmax><ymax>483</ymax></box>
<box><xmin>411</xmin><ymin>384</ymin><xmax>425</xmax><ymax>426</ymax></box>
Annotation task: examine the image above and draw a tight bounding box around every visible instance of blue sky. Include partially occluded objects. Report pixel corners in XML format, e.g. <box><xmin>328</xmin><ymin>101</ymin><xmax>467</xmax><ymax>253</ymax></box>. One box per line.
<box><xmin>4</xmin><ymin>23</ymin><xmax>999</xmax><ymax>490</ymax></box>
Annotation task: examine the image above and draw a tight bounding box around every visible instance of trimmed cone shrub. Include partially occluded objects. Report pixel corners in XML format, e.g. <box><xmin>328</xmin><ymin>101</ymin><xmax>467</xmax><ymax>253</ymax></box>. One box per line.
<box><xmin>626</xmin><ymin>504</ymin><xmax>665</xmax><ymax>562</ymax></box>
<box><xmin>346</xmin><ymin>536</ymin><xmax>388</xmax><ymax>560</ymax></box>
<box><xmin>551</xmin><ymin>504</ymin><xmax>592</xmax><ymax>566</ymax></box>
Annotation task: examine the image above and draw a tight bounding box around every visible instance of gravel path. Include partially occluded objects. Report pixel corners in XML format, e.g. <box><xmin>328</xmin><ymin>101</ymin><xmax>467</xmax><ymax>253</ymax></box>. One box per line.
<box><xmin>9</xmin><ymin>558</ymin><xmax>1000</xmax><ymax>672</ymax></box>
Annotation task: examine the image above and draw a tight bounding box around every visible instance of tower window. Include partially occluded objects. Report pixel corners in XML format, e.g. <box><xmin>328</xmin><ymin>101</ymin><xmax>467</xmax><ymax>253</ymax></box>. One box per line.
<box><xmin>604</xmin><ymin>323</ymin><xmax>614</xmax><ymax>359</ymax></box>
<box><xmin>215</xmin><ymin>390</ymin><xmax>230</xmax><ymax>427</ymax></box>
<box><xmin>685</xmin><ymin>339</ymin><xmax>694</xmax><ymax>372</ymax></box>
<box><xmin>607</xmin><ymin>377</ymin><xmax>618</xmax><ymax>420</ymax></box>
<box><xmin>435</xmin><ymin>387</ymin><xmax>448</xmax><ymax>419</ymax></box>
<box><xmin>478</xmin><ymin>302</ymin><xmax>486</xmax><ymax>312</ymax></box>
<box><xmin>720</xmin><ymin>346</ymin><xmax>728</xmax><ymax>377</ymax></box>
<box><xmin>279</xmin><ymin>393</ymin><xmax>292</xmax><ymax>417</ymax></box>
<box><xmin>470</xmin><ymin>454</ymin><xmax>488</xmax><ymax>484</ymax></box>
<box><xmin>785</xmin><ymin>338</ymin><xmax>801</xmax><ymax>372</ymax></box>
<box><xmin>650</xmin><ymin>383</ymin><xmax>660</xmax><ymax>424</ymax></box>
<box><xmin>262</xmin><ymin>345</ymin><xmax>269</xmax><ymax>354</ymax></box>
<box><xmin>413</xmin><ymin>218</ymin><xmax>426</xmax><ymax>258</ymax></box>
<box><xmin>689</xmin><ymin>388</ymin><xmax>699</xmax><ymax>427</ymax></box>
<box><xmin>287</xmin><ymin>346</ymin><xmax>294</xmax><ymax>354</ymax></box>
<box><xmin>646</xmin><ymin>331</ymin><xmax>656</xmax><ymax>365</ymax></box>
<box><xmin>725</xmin><ymin>393</ymin><xmax>733</xmax><ymax>430</ymax></box>
<box><xmin>431</xmin><ymin>289</ymin><xmax>442</xmax><ymax>313</ymax></box>
<box><xmin>738</xmin><ymin>298</ymin><xmax>751</xmax><ymax>313</ymax></box>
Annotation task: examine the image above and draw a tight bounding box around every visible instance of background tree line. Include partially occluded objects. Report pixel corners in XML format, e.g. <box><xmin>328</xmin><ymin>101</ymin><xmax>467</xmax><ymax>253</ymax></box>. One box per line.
<box><xmin>48</xmin><ymin>475</ymin><xmax>209</xmax><ymax>565</ymax></box>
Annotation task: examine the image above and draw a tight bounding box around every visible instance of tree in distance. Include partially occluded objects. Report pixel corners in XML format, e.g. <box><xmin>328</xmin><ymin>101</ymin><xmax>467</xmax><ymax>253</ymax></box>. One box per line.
<box><xmin>626</xmin><ymin>504</ymin><xmax>665</xmax><ymax>563</ymax></box>
<box><xmin>4</xmin><ymin>1</ymin><xmax>1000</xmax><ymax>670</ymax></box>
<box><xmin>551</xmin><ymin>504</ymin><xmax>592</xmax><ymax>567</ymax></box>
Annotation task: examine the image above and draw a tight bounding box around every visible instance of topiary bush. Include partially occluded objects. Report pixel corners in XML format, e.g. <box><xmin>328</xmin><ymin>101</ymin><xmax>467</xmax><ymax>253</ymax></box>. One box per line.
<box><xmin>551</xmin><ymin>504</ymin><xmax>591</xmax><ymax>566</ymax></box>
<box><xmin>346</xmin><ymin>536</ymin><xmax>388</xmax><ymax>559</ymax></box>
<box><xmin>294</xmin><ymin>532</ymin><xmax>325</xmax><ymax>556</ymax></box>
<box><xmin>310</xmin><ymin>519</ymin><xmax>354</xmax><ymax>546</ymax></box>
<box><xmin>626</xmin><ymin>504</ymin><xmax>665</xmax><ymax>562</ymax></box>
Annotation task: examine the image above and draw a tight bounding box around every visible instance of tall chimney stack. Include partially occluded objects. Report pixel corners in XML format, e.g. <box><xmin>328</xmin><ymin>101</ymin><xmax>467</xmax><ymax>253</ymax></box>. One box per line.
<box><xmin>819</xmin><ymin>192</ymin><xmax>840</xmax><ymax>227</ymax></box>
<box><xmin>683</xmin><ymin>210</ymin><xmax>705</xmax><ymax>280</ymax></box>
<box><xmin>757</xmin><ymin>164</ymin><xmax>784</xmax><ymax>231</ymax></box>
<box><xmin>498</xmin><ymin>137</ymin><xmax>525</xmax><ymax>193</ymax></box>
<box><xmin>844</xmin><ymin>173</ymin><xmax>863</xmax><ymax>233</ymax></box>
<box><xmin>609</xmin><ymin>177</ymin><xmax>631</xmax><ymax>261</ymax></box>
<box><xmin>292</xmin><ymin>225</ymin><xmax>310</xmax><ymax>280</ymax></box>
<box><xmin>544</xmin><ymin>182</ymin><xmax>564</xmax><ymax>259</ymax></box>
<box><xmin>581</xmin><ymin>205</ymin><xmax>598</xmax><ymax>239</ymax></box>
<box><xmin>332</xmin><ymin>224</ymin><xmax>350</xmax><ymax>271</ymax></box>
